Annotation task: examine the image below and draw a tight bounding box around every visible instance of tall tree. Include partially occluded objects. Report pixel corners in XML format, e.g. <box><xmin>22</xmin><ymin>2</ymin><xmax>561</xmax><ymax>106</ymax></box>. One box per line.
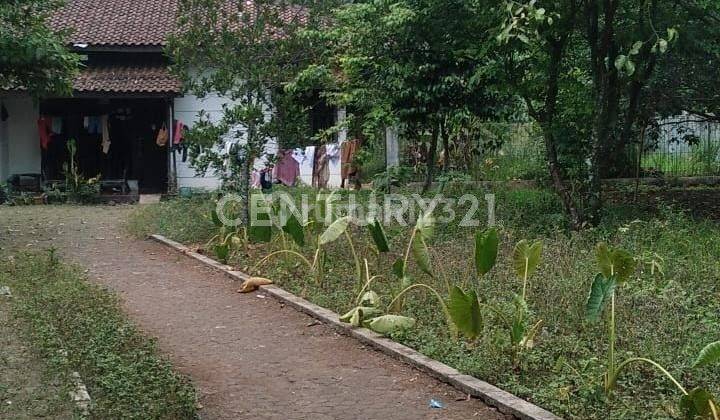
<box><xmin>496</xmin><ymin>0</ymin><xmax>711</xmax><ymax>228</ymax></box>
<box><xmin>0</xmin><ymin>0</ymin><xmax>80</xmax><ymax>97</ymax></box>
<box><xmin>168</xmin><ymin>0</ymin><xmax>331</xmax><ymax>224</ymax></box>
<box><xmin>296</xmin><ymin>0</ymin><xmax>511</xmax><ymax>192</ymax></box>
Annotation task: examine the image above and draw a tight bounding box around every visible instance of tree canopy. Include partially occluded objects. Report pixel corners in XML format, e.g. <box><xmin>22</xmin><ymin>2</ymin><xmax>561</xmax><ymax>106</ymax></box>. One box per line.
<box><xmin>171</xmin><ymin>0</ymin><xmax>720</xmax><ymax>228</ymax></box>
<box><xmin>0</xmin><ymin>0</ymin><xmax>80</xmax><ymax>97</ymax></box>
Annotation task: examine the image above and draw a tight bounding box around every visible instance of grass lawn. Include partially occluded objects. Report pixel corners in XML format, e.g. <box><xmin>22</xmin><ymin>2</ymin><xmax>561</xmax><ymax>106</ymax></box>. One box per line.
<box><xmin>0</xmin><ymin>252</ymin><xmax>198</xmax><ymax>419</ymax></box>
<box><xmin>127</xmin><ymin>185</ymin><xmax>720</xmax><ymax>419</ymax></box>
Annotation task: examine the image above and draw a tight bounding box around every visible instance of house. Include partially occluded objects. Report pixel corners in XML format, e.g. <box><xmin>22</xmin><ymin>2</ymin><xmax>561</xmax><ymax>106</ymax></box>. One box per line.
<box><xmin>0</xmin><ymin>0</ymin><xmax>346</xmax><ymax>197</ymax></box>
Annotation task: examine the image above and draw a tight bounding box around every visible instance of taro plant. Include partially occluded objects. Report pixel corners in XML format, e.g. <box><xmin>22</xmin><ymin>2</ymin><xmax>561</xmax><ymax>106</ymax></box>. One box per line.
<box><xmin>585</xmin><ymin>242</ymin><xmax>637</xmax><ymax>394</ymax></box>
<box><xmin>603</xmin><ymin>340</ymin><xmax>720</xmax><ymax>420</ymax></box>
<box><xmin>340</xmin><ymin>259</ymin><xmax>417</xmax><ymax>336</ymax></box>
<box><xmin>390</xmin><ymin>211</ymin><xmax>436</xmax><ymax>311</ymax></box>
<box><xmin>447</xmin><ymin>227</ymin><xmax>499</xmax><ymax>341</ymax></box>
<box><xmin>206</xmin><ymin>209</ymin><xmax>244</xmax><ymax>264</ymax></box>
<box><xmin>253</xmin><ymin>206</ymin><xmax>312</xmax><ymax>271</ymax></box>
<box><xmin>367</xmin><ymin>216</ymin><xmax>390</xmax><ymax>253</ymax></box>
<box><xmin>508</xmin><ymin>239</ymin><xmax>544</xmax><ymax>357</ymax></box>
<box><xmin>585</xmin><ymin>243</ymin><xmax>720</xmax><ymax>418</ymax></box>
<box><xmin>340</xmin><ymin>259</ymin><xmax>387</xmax><ymax>327</ymax></box>
<box><xmin>253</xmin><ymin>192</ymin><xmax>346</xmax><ymax>286</ymax></box>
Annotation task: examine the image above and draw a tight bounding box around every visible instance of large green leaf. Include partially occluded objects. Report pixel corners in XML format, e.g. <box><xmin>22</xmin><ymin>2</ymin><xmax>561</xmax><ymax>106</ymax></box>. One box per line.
<box><xmin>319</xmin><ymin>216</ymin><xmax>351</xmax><ymax>245</ymax></box>
<box><xmin>359</xmin><ymin>290</ymin><xmax>380</xmax><ymax>307</ymax></box>
<box><xmin>367</xmin><ymin>217</ymin><xmax>390</xmax><ymax>253</ymax></box>
<box><xmin>596</xmin><ymin>242</ymin><xmax>636</xmax><ymax>283</ymax></box>
<box><xmin>596</xmin><ymin>242</ymin><xmax>612</xmax><ymax>277</ymax></box>
<box><xmin>415</xmin><ymin>211</ymin><xmax>434</xmax><ymax>240</ymax></box>
<box><xmin>314</xmin><ymin>191</ymin><xmax>339</xmax><ymax>226</ymax></box>
<box><xmin>679</xmin><ymin>387</ymin><xmax>717</xmax><ymax>419</ymax></box>
<box><xmin>411</xmin><ymin>235</ymin><xmax>433</xmax><ymax>277</ymax></box>
<box><xmin>693</xmin><ymin>341</ymin><xmax>720</xmax><ymax>368</ymax></box>
<box><xmin>248</xmin><ymin>211</ymin><xmax>272</xmax><ymax>243</ymax></box>
<box><xmin>282</xmin><ymin>212</ymin><xmax>305</xmax><ymax>247</ymax></box>
<box><xmin>511</xmin><ymin>316</ymin><xmax>526</xmax><ymax>346</ymax></box>
<box><xmin>392</xmin><ymin>258</ymin><xmax>405</xmax><ymax>279</ymax></box>
<box><xmin>475</xmin><ymin>228</ymin><xmax>499</xmax><ymax>276</ymax></box>
<box><xmin>364</xmin><ymin>315</ymin><xmax>416</xmax><ymax>335</ymax></box>
<box><xmin>214</xmin><ymin>244</ymin><xmax>229</xmax><ymax>263</ymax></box>
<box><xmin>210</xmin><ymin>209</ymin><xmax>223</xmax><ymax>227</ymax></box>
<box><xmin>340</xmin><ymin>306</ymin><xmax>384</xmax><ymax>327</ymax></box>
<box><xmin>512</xmin><ymin>240</ymin><xmax>543</xmax><ymax>279</ymax></box>
<box><xmin>585</xmin><ymin>274</ymin><xmax>616</xmax><ymax>322</ymax></box>
<box><xmin>447</xmin><ymin>286</ymin><xmax>482</xmax><ymax>340</ymax></box>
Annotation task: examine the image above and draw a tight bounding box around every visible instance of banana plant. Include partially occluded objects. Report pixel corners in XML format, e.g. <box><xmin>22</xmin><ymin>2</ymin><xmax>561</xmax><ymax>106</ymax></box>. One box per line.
<box><xmin>584</xmin><ymin>242</ymin><xmax>637</xmax><ymax>394</ymax></box>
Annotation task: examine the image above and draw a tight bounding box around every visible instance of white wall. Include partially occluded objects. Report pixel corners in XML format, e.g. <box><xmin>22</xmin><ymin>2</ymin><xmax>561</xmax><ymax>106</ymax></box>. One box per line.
<box><xmin>0</xmin><ymin>96</ymin><xmax>40</xmax><ymax>180</ymax></box>
<box><xmin>174</xmin><ymin>91</ymin><xmax>349</xmax><ymax>190</ymax></box>
<box><xmin>173</xmin><ymin>93</ymin><xmax>227</xmax><ymax>190</ymax></box>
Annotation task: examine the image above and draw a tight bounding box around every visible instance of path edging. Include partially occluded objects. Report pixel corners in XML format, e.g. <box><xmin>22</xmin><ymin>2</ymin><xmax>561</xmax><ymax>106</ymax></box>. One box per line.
<box><xmin>150</xmin><ymin>234</ymin><xmax>562</xmax><ymax>420</ymax></box>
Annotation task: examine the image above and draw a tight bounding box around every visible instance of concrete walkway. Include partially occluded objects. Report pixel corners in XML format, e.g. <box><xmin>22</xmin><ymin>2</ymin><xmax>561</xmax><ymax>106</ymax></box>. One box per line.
<box><xmin>0</xmin><ymin>206</ymin><xmax>506</xmax><ymax>419</ymax></box>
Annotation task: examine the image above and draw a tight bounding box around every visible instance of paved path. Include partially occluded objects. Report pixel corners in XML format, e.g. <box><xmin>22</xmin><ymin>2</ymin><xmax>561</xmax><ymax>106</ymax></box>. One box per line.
<box><xmin>0</xmin><ymin>206</ymin><xmax>505</xmax><ymax>419</ymax></box>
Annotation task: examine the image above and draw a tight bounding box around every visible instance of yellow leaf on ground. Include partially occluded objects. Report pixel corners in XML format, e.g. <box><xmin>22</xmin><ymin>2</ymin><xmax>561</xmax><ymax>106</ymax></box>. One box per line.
<box><xmin>237</xmin><ymin>277</ymin><xmax>273</xmax><ymax>293</ymax></box>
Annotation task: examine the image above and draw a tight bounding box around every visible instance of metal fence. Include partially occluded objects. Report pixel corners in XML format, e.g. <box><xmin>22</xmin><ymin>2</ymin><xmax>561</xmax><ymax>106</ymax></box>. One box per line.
<box><xmin>390</xmin><ymin>116</ymin><xmax>720</xmax><ymax>183</ymax></box>
<box><xmin>641</xmin><ymin>115</ymin><xmax>720</xmax><ymax>178</ymax></box>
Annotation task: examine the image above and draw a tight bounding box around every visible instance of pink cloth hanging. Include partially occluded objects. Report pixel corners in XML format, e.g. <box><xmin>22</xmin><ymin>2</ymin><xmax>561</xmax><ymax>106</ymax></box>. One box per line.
<box><xmin>173</xmin><ymin>120</ymin><xmax>185</xmax><ymax>145</ymax></box>
<box><xmin>38</xmin><ymin>116</ymin><xmax>53</xmax><ymax>150</ymax></box>
<box><xmin>272</xmin><ymin>150</ymin><xmax>300</xmax><ymax>187</ymax></box>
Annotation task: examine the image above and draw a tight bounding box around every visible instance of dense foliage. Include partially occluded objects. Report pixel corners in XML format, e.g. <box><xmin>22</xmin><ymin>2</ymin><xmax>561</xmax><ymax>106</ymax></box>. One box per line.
<box><xmin>0</xmin><ymin>0</ymin><xmax>80</xmax><ymax>97</ymax></box>
<box><xmin>129</xmin><ymin>186</ymin><xmax>720</xmax><ymax>419</ymax></box>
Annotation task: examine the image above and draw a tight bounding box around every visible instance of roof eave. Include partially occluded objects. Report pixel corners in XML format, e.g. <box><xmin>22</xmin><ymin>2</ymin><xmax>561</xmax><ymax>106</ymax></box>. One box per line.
<box><xmin>71</xmin><ymin>44</ymin><xmax>166</xmax><ymax>53</ymax></box>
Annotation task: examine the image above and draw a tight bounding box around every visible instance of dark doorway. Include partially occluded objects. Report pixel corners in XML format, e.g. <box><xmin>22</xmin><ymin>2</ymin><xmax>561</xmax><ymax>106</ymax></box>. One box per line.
<box><xmin>39</xmin><ymin>98</ymin><xmax>169</xmax><ymax>193</ymax></box>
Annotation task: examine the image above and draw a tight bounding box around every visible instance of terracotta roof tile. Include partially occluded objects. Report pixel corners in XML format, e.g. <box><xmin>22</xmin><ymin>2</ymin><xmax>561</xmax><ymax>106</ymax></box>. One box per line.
<box><xmin>50</xmin><ymin>0</ymin><xmax>179</xmax><ymax>47</ymax></box>
<box><xmin>75</xmin><ymin>65</ymin><xmax>181</xmax><ymax>94</ymax></box>
<box><xmin>50</xmin><ymin>0</ymin><xmax>309</xmax><ymax>47</ymax></box>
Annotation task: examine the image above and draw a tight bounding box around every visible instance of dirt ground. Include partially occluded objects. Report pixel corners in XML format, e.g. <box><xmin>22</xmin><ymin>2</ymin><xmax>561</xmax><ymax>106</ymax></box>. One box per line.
<box><xmin>0</xmin><ymin>205</ymin><xmax>506</xmax><ymax>420</ymax></box>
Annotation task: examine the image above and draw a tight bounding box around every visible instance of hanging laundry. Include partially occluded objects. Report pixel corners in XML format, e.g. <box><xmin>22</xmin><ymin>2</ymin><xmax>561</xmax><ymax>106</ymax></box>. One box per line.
<box><xmin>37</xmin><ymin>116</ymin><xmax>53</xmax><ymax>150</ymax></box>
<box><xmin>155</xmin><ymin>123</ymin><xmax>169</xmax><ymax>147</ymax></box>
<box><xmin>313</xmin><ymin>145</ymin><xmax>329</xmax><ymax>189</ymax></box>
<box><xmin>260</xmin><ymin>170</ymin><xmax>273</xmax><ymax>191</ymax></box>
<box><xmin>85</xmin><ymin>116</ymin><xmax>102</xmax><ymax>134</ymax></box>
<box><xmin>325</xmin><ymin>142</ymin><xmax>342</xmax><ymax>187</ymax></box>
<box><xmin>272</xmin><ymin>149</ymin><xmax>300</xmax><ymax>187</ymax></box>
<box><xmin>341</xmin><ymin>139</ymin><xmax>361</xmax><ymax>188</ymax></box>
<box><xmin>326</xmin><ymin>143</ymin><xmax>341</xmax><ymax>163</ymax></box>
<box><xmin>293</xmin><ymin>146</ymin><xmax>314</xmax><ymax>186</ymax></box>
<box><xmin>101</xmin><ymin>115</ymin><xmax>111</xmax><ymax>154</ymax></box>
<box><xmin>173</xmin><ymin>120</ymin><xmax>185</xmax><ymax>145</ymax></box>
<box><xmin>51</xmin><ymin>117</ymin><xmax>63</xmax><ymax>134</ymax></box>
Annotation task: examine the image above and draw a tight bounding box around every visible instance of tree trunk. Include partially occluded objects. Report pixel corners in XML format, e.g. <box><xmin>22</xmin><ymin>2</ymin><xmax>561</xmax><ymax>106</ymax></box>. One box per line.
<box><xmin>537</xmin><ymin>39</ymin><xmax>585</xmax><ymax>229</ymax></box>
<box><xmin>441</xmin><ymin>119</ymin><xmax>450</xmax><ymax>172</ymax></box>
<box><xmin>422</xmin><ymin>123</ymin><xmax>439</xmax><ymax>193</ymax></box>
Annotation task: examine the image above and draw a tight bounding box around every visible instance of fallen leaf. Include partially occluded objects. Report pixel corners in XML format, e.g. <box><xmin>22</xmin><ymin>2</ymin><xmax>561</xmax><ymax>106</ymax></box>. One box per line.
<box><xmin>237</xmin><ymin>277</ymin><xmax>273</xmax><ymax>293</ymax></box>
